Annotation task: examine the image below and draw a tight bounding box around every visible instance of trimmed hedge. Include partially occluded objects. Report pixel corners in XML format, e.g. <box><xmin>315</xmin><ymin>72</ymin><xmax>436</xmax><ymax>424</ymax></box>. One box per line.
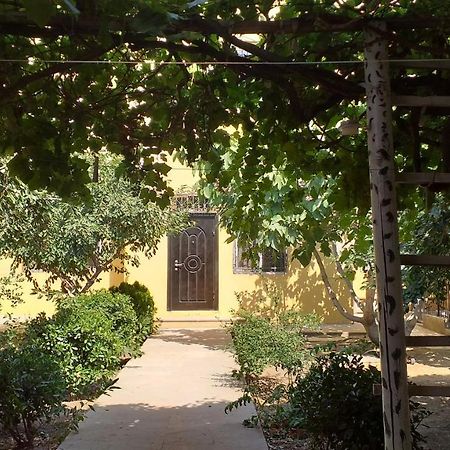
<box><xmin>110</xmin><ymin>281</ymin><xmax>157</xmax><ymax>341</ymax></box>
<box><xmin>59</xmin><ymin>290</ymin><xmax>141</xmax><ymax>354</ymax></box>
<box><xmin>24</xmin><ymin>290</ymin><xmax>141</xmax><ymax>397</ymax></box>
<box><xmin>0</xmin><ymin>340</ymin><xmax>66</xmax><ymax>447</ymax></box>
<box><xmin>0</xmin><ymin>289</ymin><xmax>153</xmax><ymax>445</ymax></box>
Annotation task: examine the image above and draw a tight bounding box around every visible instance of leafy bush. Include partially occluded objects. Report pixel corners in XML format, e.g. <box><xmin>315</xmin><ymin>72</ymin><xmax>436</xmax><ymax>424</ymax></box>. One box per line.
<box><xmin>231</xmin><ymin>313</ymin><xmax>304</xmax><ymax>377</ymax></box>
<box><xmin>0</xmin><ymin>341</ymin><xmax>66</xmax><ymax>447</ymax></box>
<box><xmin>25</xmin><ymin>291</ymin><xmax>143</xmax><ymax>397</ymax></box>
<box><xmin>285</xmin><ymin>353</ymin><xmax>429</xmax><ymax>449</ymax></box>
<box><xmin>229</xmin><ymin>307</ymin><xmax>320</xmax><ymax>377</ymax></box>
<box><xmin>26</xmin><ymin>311</ymin><xmax>123</xmax><ymax>398</ymax></box>
<box><xmin>60</xmin><ymin>290</ymin><xmax>141</xmax><ymax>354</ymax></box>
<box><xmin>226</xmin><ymin>303</ymin><xmax>321</xmax><ymax>426</ymax></box>
<box><xmin>0</xmin><ymin>290</ymin><xmax>147</xmax><ymax>445</ymax></box>
<box><xmin>110</xmin><ymin>281</ymin><xmax>157</xmax><ymax>340</ymax></box>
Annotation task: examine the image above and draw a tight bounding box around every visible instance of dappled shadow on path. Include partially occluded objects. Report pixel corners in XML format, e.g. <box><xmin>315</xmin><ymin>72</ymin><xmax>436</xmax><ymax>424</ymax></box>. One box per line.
<box><xmin>155</xmin><ymin>328</ymin><xmax>232</xmax><ymax>351</ymax></box>
<box><xmin>408</xmin><ymin>346</ymin><xmax>450</xmax><ymax>368</ymax></box>
<box><xmin>58</xmin><ymin>400</ymin><xmax>264</xmax><ymax>450</ymax></box>
<box><xmin>412</xmin><ymin>395</ymin><xmax>450</xmax><ymax>450</ymax></box>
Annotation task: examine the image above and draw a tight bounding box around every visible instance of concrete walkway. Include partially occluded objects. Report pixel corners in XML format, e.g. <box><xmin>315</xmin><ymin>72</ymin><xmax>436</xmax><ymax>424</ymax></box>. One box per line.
<box><xmin>58</xmin><ymin>329</ymin><xmax>268</xmax><ymax>450</ymax></box>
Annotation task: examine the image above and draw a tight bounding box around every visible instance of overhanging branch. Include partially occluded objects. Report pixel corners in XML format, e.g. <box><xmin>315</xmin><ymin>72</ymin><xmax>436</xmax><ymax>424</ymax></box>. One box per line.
<box><xmin>0</xmin><ymin>45</ymin><xmax>112</xmax><ymax>104</ymax></box>
<box><xmin>330</xmin><ymin>242</ymin><xmax>364</xmax><ymax>311</ymax></box>
<box><xmin>2</xmin><ymin>12</ymin><xmax>450</xmax><ymax>39</ymax></box>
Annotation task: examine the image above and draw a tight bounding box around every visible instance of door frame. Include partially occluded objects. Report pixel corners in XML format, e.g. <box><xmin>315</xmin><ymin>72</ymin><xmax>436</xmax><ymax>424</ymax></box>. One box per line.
<box><xmin>167</xmin><ymin>212</ymin><xmax>219</xmax><ymax>311</ymax></box>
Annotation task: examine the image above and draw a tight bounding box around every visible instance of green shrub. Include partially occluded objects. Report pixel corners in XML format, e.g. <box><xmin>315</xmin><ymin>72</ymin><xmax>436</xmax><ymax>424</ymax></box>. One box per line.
<box><xmin>110</xmin><ymin>281</ymin><xmax>157</xmax><ymax>340</ymax></box>
<box><xmin>26</xmin><ymin>310</ymin><xmax>124</xmax><ymax>398</ymax></box>
<box><xmin>229</xmin><ymin>310</ymin><xmax>320</xmax><ymax>377</ymax></box>
<box><xmin>60</xmin><ymin>290</ymin><xmax>141</xmax><ymax>355</ymax></box>
<box><xmin>286</xmin><ymin>353</ymin><xmax>429</xmax><ymax>450</ymax></box>
<box><xmin>23</xmin><ymin>291</ymin><xmax>143</xmax><ymax>398</ymax></box>
<box><xmin>226</xmin><ymin>307</ymin><xmax>321</xmax><ymax>426</ymax></box>
<box><xmin>0</xmin><ymin>341</ymin><xmax>66</xmax><ymax>447</ymax></box>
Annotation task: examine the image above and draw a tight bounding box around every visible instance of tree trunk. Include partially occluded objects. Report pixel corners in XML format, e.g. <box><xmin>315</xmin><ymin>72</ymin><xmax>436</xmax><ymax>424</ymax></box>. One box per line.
<box><xmin>93</xmin><ymin>155</ymin><xmax>99</xmax><ymax>182</ymax></box>
<box><xmin>363</xmin><ymin>287</ymin><xmax>380</xmax><ymax>344</ymax></box>
<box><xmin>313</xmin><ymin>248</ymin><xmax>365</xmax><ymax>323</ymax></box>
<box><xmin>364</xmin><ymin>22</ymin><xmax>412</xmax><ymax>449</ymax></box>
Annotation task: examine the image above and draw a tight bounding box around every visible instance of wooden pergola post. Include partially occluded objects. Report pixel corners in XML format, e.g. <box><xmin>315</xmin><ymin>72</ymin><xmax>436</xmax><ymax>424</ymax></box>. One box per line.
<box><xmin>364</xmin><ymin>22</ymin><xmax>412</xmax><ymax>449</ymax></box>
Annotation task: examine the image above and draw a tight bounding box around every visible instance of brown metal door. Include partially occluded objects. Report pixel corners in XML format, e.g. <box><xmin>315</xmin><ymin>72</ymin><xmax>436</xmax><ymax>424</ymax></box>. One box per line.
<box><xmin>168</xmin><ymin>213</ymin><xmax>218</xmax><ymax>310</ymax></box>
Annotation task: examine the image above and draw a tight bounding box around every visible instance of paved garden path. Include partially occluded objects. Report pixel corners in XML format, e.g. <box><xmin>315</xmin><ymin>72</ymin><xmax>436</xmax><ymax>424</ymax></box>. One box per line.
<box><xmin>58</xmin><ymin>328</ymin><xmax>268</xmax><ymax>450</ymax></box>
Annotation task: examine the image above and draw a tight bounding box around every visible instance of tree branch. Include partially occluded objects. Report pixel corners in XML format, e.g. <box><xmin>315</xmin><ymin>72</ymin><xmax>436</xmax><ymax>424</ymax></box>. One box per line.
<box><xmin>0</xmin><ymin>45</ymin><xmax>112</xmax><ymax>105</ymax></box>
<box><xmin>201</xmin><ymin>21</ymin><xmax>364</xmax><ymax>98</ymax></box>
<box><xmin>2</xmin><ymin>12</ymin><xmax>449</xmax><ymax>39</ymax></box>
<box><xmin>330</xmin><ymin>242</ymin><xmax>364</xmax><ymax>311</ymax></box>
<box><xmin>313</xmin><ymin>247</ymin><xmax>364</xmax><ymax>323</ymax></box>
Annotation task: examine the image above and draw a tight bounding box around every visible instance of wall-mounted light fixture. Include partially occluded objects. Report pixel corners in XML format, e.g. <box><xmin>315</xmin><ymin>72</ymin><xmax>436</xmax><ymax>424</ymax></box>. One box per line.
<box><xmin>338</xmin><ymin>119</ymin><xmax>359</xmax><ymax>136</ymax></box>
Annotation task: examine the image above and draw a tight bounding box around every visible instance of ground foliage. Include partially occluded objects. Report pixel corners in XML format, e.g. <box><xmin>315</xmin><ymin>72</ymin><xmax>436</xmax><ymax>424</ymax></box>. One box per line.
<box><xmin>229</xmin><ymin>318</ymin><xmax>431</xmax><ymax>450</ymax></box>
<box><xmin>229</xmin><ymin>309</ymin><xmax>320</xmax><ymax>377</ymax></box>
<box><xmin>226</xmin><ymin>288</ymin><xmax>322</xmax><ymax>428</ymax></box>
<box><xmin>0</xmin><ymin>340</ymin><xmax>66</xmax><ymax>448</ymax></box>
<box><xmin>0</xmin><ymin>289</ymin><xmax>154</xmax><ymax>447</ymax></box>
<box><xmin>284</xmin><ymin>353</ymin><xmax>430</xmax><ymax>450</ymax></box>
<box><xmin>24</xmin><ymin>291</ymin><xmax>135</xmax><ymax>398</ymax></box>
<box><xmin>228</xmin><ymin>284</ymin><xmax>321</xmax><ymax>378</ymax></box>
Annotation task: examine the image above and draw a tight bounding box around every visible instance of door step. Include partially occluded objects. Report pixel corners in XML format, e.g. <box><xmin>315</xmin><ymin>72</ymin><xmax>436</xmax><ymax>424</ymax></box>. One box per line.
<box><xmin>158</xmin><ymin>317</ymin><xmax>230</xmax><ymax>329</ymax></box>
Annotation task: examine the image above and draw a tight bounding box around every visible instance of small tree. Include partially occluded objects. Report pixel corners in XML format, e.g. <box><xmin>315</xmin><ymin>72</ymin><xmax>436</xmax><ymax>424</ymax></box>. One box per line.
<box><xmin>0</xmin><ymin>158</ymin><xmax>187</xmax><ymax>295</ymax></box>
<box><xmin>199</xmin><ymin>162</ymin><xmax>381</xmax><ymax>338</ymax></box>
<box><xmin>197</xmin><ymin>147</ymin><xmax>425</xmax><ymax>343</ymax></box>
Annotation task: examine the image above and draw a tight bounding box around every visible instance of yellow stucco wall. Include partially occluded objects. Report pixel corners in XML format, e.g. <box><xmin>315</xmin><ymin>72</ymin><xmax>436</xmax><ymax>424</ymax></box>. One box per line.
<box><xmin>0</xmin><ymin>259</ymin><xmax>56</xmax><ymax>318</ymax></box>
<box><xmin>0</xmin><ymin>258</ymin><xmax>111</xmax><ymax>319</ymax></box>
<box><xmin>0</xmin><ymin>157</ymin><xmax>363</xmax><ymax>324</ymax></box>
<box><xmin>125</xmin><ymin>227</ymin><xmax>361</xmax><ymax>324</ymax></box>
<box><xmin>125</xmin><ymin>156</ymin><xmax>359</xmax><ymax>323</ymax></box>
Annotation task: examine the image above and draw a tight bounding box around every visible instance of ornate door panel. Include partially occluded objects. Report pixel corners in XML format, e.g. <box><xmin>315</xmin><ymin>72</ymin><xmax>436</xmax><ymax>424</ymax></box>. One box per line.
<box><xmin>168</xmin><ymin>214</ymin><xmax>218</xmax><ymax>310</ymax></box>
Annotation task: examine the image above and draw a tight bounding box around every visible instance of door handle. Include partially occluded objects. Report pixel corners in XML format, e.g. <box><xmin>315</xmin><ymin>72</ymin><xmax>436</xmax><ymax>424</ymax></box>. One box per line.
<box><xmin>174</xmin><ymin>260</ymin><xmax>183</xmax><ymax>270</ymax></box>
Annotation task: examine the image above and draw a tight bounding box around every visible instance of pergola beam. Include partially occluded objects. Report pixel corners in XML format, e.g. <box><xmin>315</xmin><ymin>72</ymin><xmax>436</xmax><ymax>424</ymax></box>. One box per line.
<box><xmin>393</xmin><ymin>95</ymin><xmax>450</xmax><ymax>108</ymax></box>
<box><xmin>400</xmin><ymin>254</ymin><xmax>450</xmax><ymax>266</ymax></box>
<box><xmin>1</xmin><ymin>12</ymin><xmax>450</xmax><ymax>39</ymax></box>
<box><xmin>391</xmin><ymin>60</ymin><xmax>450</xmax><ymax>70</ymax></box>
<box><xmin>374</xmin><ymin>384</ymin><xmax>450</xmax><ymax>397</ymax></box>
<box><xmin>405</xmin><ymin>336</ymin><xmax>450</xmax><ymax>347</ymax></box>
<box><xmin>396</xmin><ymin>172</ymin><xmax>450</xmax><ymax>185</ymax></box>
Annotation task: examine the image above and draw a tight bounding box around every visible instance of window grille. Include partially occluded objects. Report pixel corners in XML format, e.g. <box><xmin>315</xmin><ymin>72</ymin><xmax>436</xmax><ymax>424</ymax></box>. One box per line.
<box><xmin>233</xmin><ymin>241</ymin><xmax>287</xmax><ymax>274</ymax></box>
<box><xmin>172</xmin><ymin>192</ymin><xmax>211</xmax><ymax>213</ymax></box>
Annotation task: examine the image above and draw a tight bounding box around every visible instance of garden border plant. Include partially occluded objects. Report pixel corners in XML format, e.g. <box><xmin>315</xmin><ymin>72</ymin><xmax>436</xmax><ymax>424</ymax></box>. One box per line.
<box><xmin>0</xmin><ymin>287</ymin><xmax>157</xmax><ymax>447</ymax></box>
<box><xmin>228</xmin><ymin>311</ymin><xmax>431</xmax><ymax>450</ymax></box>
<box><xmin>110</xmin><ymin>281</ymin><xmax>157</xmax><ymax>343</ymax></box>
<box><xmin>225</xmin><ymin>285</ymin><xmax>322</xmax><ymax>427</ymax></box>
<box><xmin>0</xmin><ymin>331</ymin><xmax>67</xmax><ymax>448</ymax></box>
<box><xmin>284</xmin><ymin>352</ymin><xmax>430</xmax><ymax>450</ymax></box>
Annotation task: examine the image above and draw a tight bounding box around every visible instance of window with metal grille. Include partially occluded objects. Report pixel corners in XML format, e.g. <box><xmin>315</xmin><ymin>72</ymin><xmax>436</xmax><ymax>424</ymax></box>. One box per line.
<box><xmin>233</xmin><ymin>241</ymin><xmax>287</xmax><ymax>274</ymax></box>
<box><xmin>171</xmin><ymin>192</ymin><xmax>211</xmax><ymax>213</ymax></box>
